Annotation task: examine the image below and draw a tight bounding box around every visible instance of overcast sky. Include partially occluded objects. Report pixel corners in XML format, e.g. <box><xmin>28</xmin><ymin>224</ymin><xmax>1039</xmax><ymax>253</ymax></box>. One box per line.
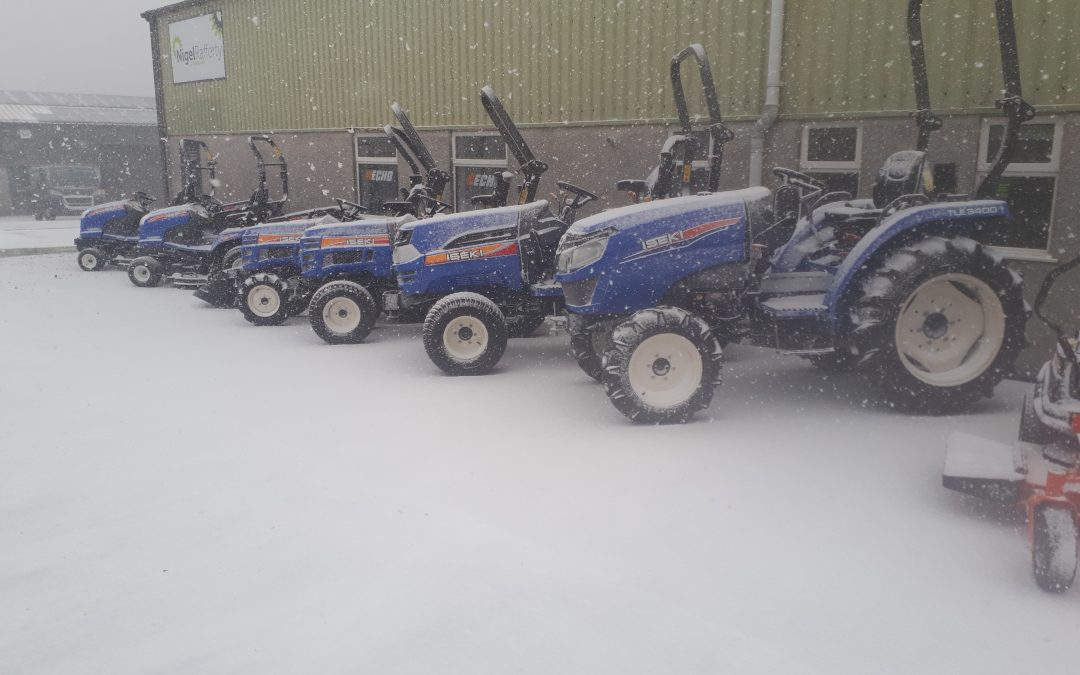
<box><xmin>0</xmin><ymin>0</ymin><xmax>157</xmax><ymax>97</ymax></box>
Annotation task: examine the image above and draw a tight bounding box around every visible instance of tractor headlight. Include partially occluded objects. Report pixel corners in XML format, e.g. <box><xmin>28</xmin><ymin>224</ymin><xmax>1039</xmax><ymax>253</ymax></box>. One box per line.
<box><xmin>556</xmin><ymin>229</ymin><xmax>613</xmax><ymax>274</ymax></box>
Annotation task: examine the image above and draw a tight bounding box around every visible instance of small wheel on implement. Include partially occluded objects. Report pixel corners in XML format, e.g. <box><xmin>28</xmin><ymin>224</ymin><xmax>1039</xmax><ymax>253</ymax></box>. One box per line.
<box><xmin>423</xmin><ymin>292</ymin><xmax>508</xmax><ymax>375</ymax></box>
<box><xmin>77</xmin><ymin>247</ymin><xmax>108</xmax><ymax>272</ymax></box>
<box><xmin>240</xmin><ymin>273</ymin><xmax>291</xmax><ymax>326</ymax></box>
<box><xmin>308</xmin><ymin>280</ymin><xmax>379</xmax><ymax>344</ymax></box>
<box><xmin>1032</xmin><ymin>505</ymin><xmax>1078</xmax><ymax>593</ymax></box>
<box><xmin>601</xmin><ymin>306</ymin><xmax>723</xmax><ymax>424</ymax></box>
<box><xmin>128</xmin><ymin>256</ymin><xmax>163</xmax><ymax>287</ymax></box>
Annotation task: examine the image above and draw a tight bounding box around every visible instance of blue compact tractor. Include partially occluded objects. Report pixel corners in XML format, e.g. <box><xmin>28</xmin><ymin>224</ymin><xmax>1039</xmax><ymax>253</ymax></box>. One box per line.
<box><xmin>125</xmin><ymin>135</ymin><xmax>297</xmax><ymax>306</ymax></box>
<box><xmin>550</xmin><ymin>0</ymin><xmax>1032</xmax><ymax>423</ymax></box>
<box><xmin>74</xmin><ymin>138</ymin><xmax>218</xmax><ymax>272</ymax></box>
<box><xmin>234</xmin><ymin>102</ymin><xmax>449</xmax><ymax>333</ymax></box>
<box><xmin>386</xmin><ymin>86</ymin><xmax>598</xmax><ymax>373</ymax></box>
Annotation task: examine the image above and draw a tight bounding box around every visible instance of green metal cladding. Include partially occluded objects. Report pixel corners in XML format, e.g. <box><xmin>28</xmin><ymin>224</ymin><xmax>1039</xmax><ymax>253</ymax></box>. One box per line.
<box><xmin>152</xmin><ymin>0</ymin><xmax>1079</xmax><ymax>135</ymax></box>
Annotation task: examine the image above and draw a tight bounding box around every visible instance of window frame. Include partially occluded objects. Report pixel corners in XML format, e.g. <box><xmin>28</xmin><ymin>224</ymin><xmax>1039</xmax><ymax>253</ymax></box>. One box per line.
<box><xmin>450</xmin><ymin>131</ymin><xmax>510</xmax><ymax>210</ymax></box>
<box><xmin>354</xmin><ymin>133</ymin><xmax>400</xmax><ymax>209</ymax></box>
<box><xmin>976</xmin><ymin>118</ymin><xmax>1063</xmax><ymax>258</ymax></box>
<box><xmin>799</xmin><ymin>123</ymin><xmax>864</xmax><ymax>171</ymax></box>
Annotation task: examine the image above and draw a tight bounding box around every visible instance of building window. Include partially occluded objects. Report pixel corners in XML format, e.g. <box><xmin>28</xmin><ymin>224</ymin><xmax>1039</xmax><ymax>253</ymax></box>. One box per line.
<box><xmin>800</xmin><ymin>124</ymin><xmax>862</xmax><ymax>196</ymax></box>
<box><xmin>355</xmin><ymin>135</ymin><xmax>400</xmax><ymax>213</ymax></box>
<box><xmin>452</xmin><ymin>133</ymin><xmax>509</xmax><ymax>212</ymax></box>
<box><xmin>976</xmin><ymin>120</ymin><xmax>1062</xmax><ymax>251</ymax></box>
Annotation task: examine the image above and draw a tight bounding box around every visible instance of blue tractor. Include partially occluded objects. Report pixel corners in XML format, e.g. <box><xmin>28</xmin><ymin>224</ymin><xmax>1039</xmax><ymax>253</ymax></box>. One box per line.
<box><xmin>549</xmin><ymin>0</ymin><xmax>1032</xmax><ymax>423</ymax></box>
<box><xmin>386</xmin><ymin>86</ymin><xmax>599</xmax><ymax>373</ymax></box>
<box><xmin>233</xmin><ymin>102</ymin><xmax>452</xmax><ymax>333</ymax></box>
<box><xmin>404</xmin><ymin>45</ymin><xmax>733</xmax><ymax>376</ymax></box>
<box><xmin>74</xmin><ymin>138</ymin><xmax>219</xmax><ymax>273</ymax></box>
<box><xmin>125</xmin><ymin>135</ymin><xmax>299</xmax><ymax>306</ymax></box>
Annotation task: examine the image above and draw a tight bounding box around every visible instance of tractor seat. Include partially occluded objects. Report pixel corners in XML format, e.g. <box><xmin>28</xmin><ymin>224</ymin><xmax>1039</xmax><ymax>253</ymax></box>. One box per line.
<box><xmin>873</xmin><ymin>150</ymin><xmax>927</xmax><ymax>208</ymax></box>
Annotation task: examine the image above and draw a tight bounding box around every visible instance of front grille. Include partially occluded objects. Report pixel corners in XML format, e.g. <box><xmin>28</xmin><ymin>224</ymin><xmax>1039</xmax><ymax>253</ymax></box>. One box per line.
<box><xmin>326</xmin><ymin>250</ymin><xmax>363</xmax><ymax>266</ymax></box>
<box><xmin>262</xmin><ymin>248</ymin><xmax>295</xmax><ymax>261</ymax></box>
<box><xmin>562</xmin><ymin>277</ymin><xmax>599</xmax><ymax>306</ymax></box>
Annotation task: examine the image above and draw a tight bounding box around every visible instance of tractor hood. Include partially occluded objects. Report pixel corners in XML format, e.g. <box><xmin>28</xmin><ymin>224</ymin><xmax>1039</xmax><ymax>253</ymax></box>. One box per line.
<box><xmin>395</xmin><ymin>201</ymin><xmax>548</xmax><ymax>258</ymax></box>
<box><xmin>566</xmin><ymin>188</ymin><xmax>770</xmax><ymax>237</ymax></box>
<box><xmin>241</xmin><ymin>216</ymin><xmax>336</xmax><ymax>245</ymax></box>
<box><xmin>80</xmin><ymin>199</ymin><xmax>141</xmax><ymax>234</ymax></box>
<box><xmin>138</xmin><ymin>203</ymin><xmax>210</xmax><ymax>241</ymax></box>
<box><xmin>302</xmin><ymin>215</ymin><xmax>411</xmax><ymax>250</ymax></box>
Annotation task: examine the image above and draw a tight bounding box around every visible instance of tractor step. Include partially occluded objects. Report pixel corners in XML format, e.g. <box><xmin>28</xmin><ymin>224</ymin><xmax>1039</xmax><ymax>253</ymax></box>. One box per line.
<box><xmin>530</xmin><ymin>280</ymin><xmax>562</xmax><ymax>297</ymax></box>
<box><xmin>169</xmin><ymin>272</ymin><xmax>210</xmax><ymax>288</ymax></box>
<box><xmin>760</xmin><ymin>293</ymin><xmax>826</xmax><ymax>318</ymax></box>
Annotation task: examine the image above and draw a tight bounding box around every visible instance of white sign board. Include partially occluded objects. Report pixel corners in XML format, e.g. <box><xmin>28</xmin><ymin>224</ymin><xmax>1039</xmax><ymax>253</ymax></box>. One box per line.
<box><xmin>169</xmin><ymin>13</ymin><xmax>226</xmax><ymax>84</ymax></box>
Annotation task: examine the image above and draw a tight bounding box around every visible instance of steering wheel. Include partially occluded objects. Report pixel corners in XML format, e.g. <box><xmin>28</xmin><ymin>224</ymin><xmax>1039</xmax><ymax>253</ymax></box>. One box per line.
<box><xmin>881</xmin><ymin>193</ymin><xmax>930</xmax><ymax>218</ymax></box>
<box><xmin>199</xmin><ymin>194</ymin><xmax>224</xmax><ymax>209</ymax></box>
<box><xmin>334</xmin><ymin>198</ymin><xmax>368</xmax><ymax>220</ymax></box>
<box><xmin>133</xmin><ymin>191</ymin><xmax>156</xmax><ymax>206</ymax></box>
<box><xmin>557</xmin><ymin>181</ymin><xmax>599</xmax><ymax>202</ymax></box>
<box><xmin>772</xmin><ymin>167</ymin><xmax>826</xmax><ymax>194</ymax></box>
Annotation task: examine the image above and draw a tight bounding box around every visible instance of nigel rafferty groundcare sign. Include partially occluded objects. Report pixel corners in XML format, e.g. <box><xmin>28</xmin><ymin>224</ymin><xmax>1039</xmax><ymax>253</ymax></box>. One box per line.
<box><xmin>169</xmin><ymin>12</ymin><xmax>225</xmax><ymax>84</ymax></box>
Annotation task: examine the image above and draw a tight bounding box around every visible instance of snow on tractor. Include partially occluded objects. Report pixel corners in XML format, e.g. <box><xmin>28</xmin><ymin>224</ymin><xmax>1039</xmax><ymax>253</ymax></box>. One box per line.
<box><xmin>233</xmin><ymin>102</ymin><xmax>447</xmax><ymax>331</ymax></box>
<box><xmin>944</xmin><ymin>252</ymin><xmax>1080</xmax><ymax>593</ymax></box>
<box><xmin>545</xmin><ymin>0</ymin><xmax>1032</xmax><ymax>423</ymax></box>
<box><xmin>74</xmin><ymin>138</ymin><xmax>220</xmax><ymax>272</ymax></box>
<box><xmin>125</xmin><ymin>135</ymin><xmax>307</xmax><ymax>306</ymax></box>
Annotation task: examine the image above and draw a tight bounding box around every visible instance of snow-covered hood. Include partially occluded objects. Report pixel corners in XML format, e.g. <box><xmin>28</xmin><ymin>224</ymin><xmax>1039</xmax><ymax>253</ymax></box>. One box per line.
<box><xmin>566</xmin><ymin>188</ymin><xmax>770</xmax><ymax>236</ymax></box>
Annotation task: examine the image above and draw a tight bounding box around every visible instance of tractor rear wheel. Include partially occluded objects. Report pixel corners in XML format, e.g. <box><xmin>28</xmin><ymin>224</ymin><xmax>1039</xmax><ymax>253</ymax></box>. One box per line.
<box><xmin>601</xmin><ymin>306</ymin><xmax>723</xmax><ymax>424</ymax></box>
<box><xmin>240</xmin><ymin>273</ymin><xmax>291</xmax><ymax>326</ymax></box>
<box><xmin>77</xmin><ymin>247</ymin><xmax>108</xmax><ymax>272</ymax></box>
<box><xmin>128</xmin><ymin>256</ymin><xmax>163</xmax><ymax>287</ymax></box>
<box><xmin>423</xmin><ymin>292</ymin><xmax>508</xmax><ymax>375</ymax></box>
<box><xmin>850</xmin><ymin>236</ymin><xmax>1026</xmax><ymax>413</ymax></box>
<box><xmin>308</xmin><ymin>280</ymin><xmax>379</xmax><ymax>344</ymax></box>
<box><xmin>1032</xmin><ymin>505</ymin><xmax>1078</xmax><ymax>593</ymax></box>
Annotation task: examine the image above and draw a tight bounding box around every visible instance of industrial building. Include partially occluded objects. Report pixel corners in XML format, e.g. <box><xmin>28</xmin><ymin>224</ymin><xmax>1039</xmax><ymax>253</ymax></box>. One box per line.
<box><xmin>140</xmin><ymin>0</ymin><xmax>1079</xmax><ymax>372</ymax></box>
<box><xmin>0</xmin><ymin>91</ymin><xmax>163</xmax><ymax>216</ymax></box>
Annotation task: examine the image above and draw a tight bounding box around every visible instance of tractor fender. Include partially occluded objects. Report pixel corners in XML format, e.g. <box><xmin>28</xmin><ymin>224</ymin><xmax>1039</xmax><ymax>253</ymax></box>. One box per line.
<box><xmin>822</xmin><ymin>199</ymin><xmax>1011</xmax><ymax>329</ymax></box>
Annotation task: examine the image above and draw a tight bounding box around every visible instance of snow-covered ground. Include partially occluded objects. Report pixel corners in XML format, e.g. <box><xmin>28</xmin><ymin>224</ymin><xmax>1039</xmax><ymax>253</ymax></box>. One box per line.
<box><xmin>2</xmin><ymin>252</ymin><xmax>1078</xmax><ymax>674</ymax></box>
<box><xmin>0</xmin><ymin>216</ymin><xmax>79</xmax><ymax>254</ymax></box>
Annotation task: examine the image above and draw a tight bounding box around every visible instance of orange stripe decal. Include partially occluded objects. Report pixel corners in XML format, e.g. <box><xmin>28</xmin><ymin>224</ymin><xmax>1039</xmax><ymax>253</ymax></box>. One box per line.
<box><xmin>425</xmin><ymin>241</ymin><xmax>518</xmax><ymax>266</ymax></box>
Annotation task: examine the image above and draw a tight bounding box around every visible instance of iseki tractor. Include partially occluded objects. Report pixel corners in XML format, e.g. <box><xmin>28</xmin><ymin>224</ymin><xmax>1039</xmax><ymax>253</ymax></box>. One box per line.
<box><xmin>74</xmin><ymin>138</ymin><xmax>219</xmax><ymax>273</ymax></box>
<box><xmin>550</xmin><ymin>0</ymin><xmax>1031</xmax><ymax>423</ymax></box>
<box><xmin>385</xmin><ymin>85</ymin><xmax>598</xmax><ymax>373</ymax></box>
<box><xmin>944</xmin><ymin>253</ymin><xmax>1080</xmax><ymax>593</ymax></box>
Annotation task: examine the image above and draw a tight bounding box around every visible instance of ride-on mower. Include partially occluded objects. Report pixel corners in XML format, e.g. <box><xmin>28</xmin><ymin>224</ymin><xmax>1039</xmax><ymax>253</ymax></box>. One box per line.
<box><xmin>234</xmin><ymin>101</ymin><xmax>445</xmax><ymax>330</ymax></box>
<box><xmin>944</xmin><ymin>253</ymin><xmax>1080</xmax><ymax>593</ymax></box>
<box><xmin>550</xmin><ymin>0</ymin><xmax>1030</xmax><ymax>423</ymax></box>
<box><xmin>385</xmin><ymin>86</ymin><xmax>598</xmax><ymax>372</ymax></box>
<box><xmin>74</xmin><ymin>138</ymin><xmax>219</xmax><ymax>272</ymax></box>
<box><xmin>125</xmin><ymin>135</ymin><xmax>295</xmax><ymax>305</ymax></box>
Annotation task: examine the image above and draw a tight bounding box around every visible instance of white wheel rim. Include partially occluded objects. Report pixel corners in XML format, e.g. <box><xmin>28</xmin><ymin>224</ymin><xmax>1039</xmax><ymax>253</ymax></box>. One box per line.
<box><xmin>894</xmin><ymin>273</ymin><xmax>1006</xmax><ymax>387</ymax></box>
<box><xmin>322</xmin><ymin>296</ymin><xmax>362</xmax><ymax>334</ymax></box>
<box><xmin>248</xmin><ymin>285</ymin><xmax>281</xmax><ymax>318</ymax></box>
<box><xmin>133</xmin><ymin>265</ymin><xmax>150</xmax><ymax>282</ymax></box>
<box><xmin>627</xmin><ymin>333</ymin><xmax>704</xmax><ymax>409</ymax></box>
<box><xmin>442</xmin><ymin>316</ymin><xmax>489</xmax><ymax>362</ymax></box>
<box><xmin>80</xmin><ymin>252</ymin><xmax>97</xmax><ymax>269</ymax></box>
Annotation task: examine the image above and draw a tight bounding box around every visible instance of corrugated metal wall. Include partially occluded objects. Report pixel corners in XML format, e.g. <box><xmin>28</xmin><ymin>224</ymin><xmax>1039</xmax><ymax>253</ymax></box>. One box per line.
<box><xmin>156</xmin><ymin>0</ymin><xmax>769</xmax><ymax>135</ymax></box>
<box><xmin>782</xmin><ymin>0</ymin><xmax>1080</xmax><ymax>118</ymax></box>
<box><xmin>155</xmin><ymin>0</ymin><xmax>1080</xmax><ymax>135</ymax></box>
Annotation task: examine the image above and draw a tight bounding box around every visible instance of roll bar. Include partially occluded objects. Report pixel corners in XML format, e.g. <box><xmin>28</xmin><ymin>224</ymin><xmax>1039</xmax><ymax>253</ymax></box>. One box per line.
<box><xmin>1032</xmin><ymin>253</ymin><xmax>1080</xmax><ymax>366</ymax></box>
<box><xmin>670</xmin><ymin>43</ymin><xmax>733</xmax><ymax>193</ymax></box>
<box><xmin>175</xmin><ymin>138</ymin><xmax>217</xmax><ymax>205</ymax></box>
<box><xmin>247</xmin><ymin>135</ymin><xmax>289</xmax><ymax>208</ymax></box>
<box><xmin>387</xmin><ymin>103</ymin><xmax>450</xmax><ymax>201</ymax></box>
<box><xmin>907</xmin><ymin>0</ymin><xmax>1035</xmax><ymax>192</ymax></box>
<box><xmin>480</xmin><ymin>86</ymin><xmax>548</xmax><ymax>204</ymax></box>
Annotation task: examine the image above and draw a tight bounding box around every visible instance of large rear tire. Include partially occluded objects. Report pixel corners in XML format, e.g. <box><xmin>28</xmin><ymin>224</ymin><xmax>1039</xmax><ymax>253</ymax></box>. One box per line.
<box><xmin>77</xmin><ymin>247</ymin><xmax>108</xmax><ymax>272</ymax></box>
<box><xmin>850</xmin><ymin>236</ymin><xmax>1026</xmax><ymax>413</ymax></box>
<box><xmin>240</xmin><ymin>273</ymin><xmax>291</xmax><ymax>326</ymax></box>
<box><xmin>423</xmin><ymin>292</ymin><xmax>508</xmax><ymax>376</ymax></box>
<box><xmin>1032</xmin><ymin>505</ymin><xmax>1078</xmax><ymax>593</ymax></box>
<box><xmin>601</xmin><ymin>306</ymin><xmax>723</xmax><ymax>424</ymax></box>
<box><xmin>308</xmin><ymin>280</ymin><xmax>379</xmax><ymax>344</ymax></box>
<box><xmin>127</xmin><ymin>256</ymin><xmax>163</xmax><ymax>287</ymax></box>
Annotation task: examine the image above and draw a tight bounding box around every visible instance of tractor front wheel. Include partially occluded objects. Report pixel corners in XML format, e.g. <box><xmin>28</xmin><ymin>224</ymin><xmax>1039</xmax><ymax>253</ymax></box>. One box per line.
<box><xmin>127</xmin><ymin>256</ymin><xmax>163</xmax><ymax>287</ymax></box>
<box><xmin>1032</xmin><ymin>505</ymin><xmax>1078</xmax><ymax>593</ymax></box>
<box><xmin>77</xmin><ymin>247</ymin><xmax>108</xmax><ymax>272</ymax></box>
<box><xmin>308</xmin><ymin>280</ymin><xmax>379</xmax><ymax>344</ymax></box>
<box><xmin>569</xmin><ymin>314</ymin><xmax>611</xmax><ymax>382</ymax></box>
<box><xmin>240</xmin><ymin>273</ymin><xmax>291</xmax><ymax>326</ymax></box>
<box><xmin>423</xmin><ymin>292</ymin><xmax>508</xmax><ymax>375</ymax></box>
<box><xmin>850</xmin><ymin>236</ymin><xmax>1026</xmax><ymax>413</ymax></box>
<box><xmin>601</xmin><ymin>306</ymin><xmax>723</xmax><ymax>424</ymax></box>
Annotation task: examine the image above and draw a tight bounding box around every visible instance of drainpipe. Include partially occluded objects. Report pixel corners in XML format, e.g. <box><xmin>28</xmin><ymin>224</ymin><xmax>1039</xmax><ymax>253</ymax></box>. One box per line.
<box><xmin>143</xmin><ymin>11</ymin><xmax>171</xmax><ymax>201</ymax></box>
<box><xmin>749</xmin><ymin>0</ymin><xmax>786</xmax><ymax>186</ymax></box>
